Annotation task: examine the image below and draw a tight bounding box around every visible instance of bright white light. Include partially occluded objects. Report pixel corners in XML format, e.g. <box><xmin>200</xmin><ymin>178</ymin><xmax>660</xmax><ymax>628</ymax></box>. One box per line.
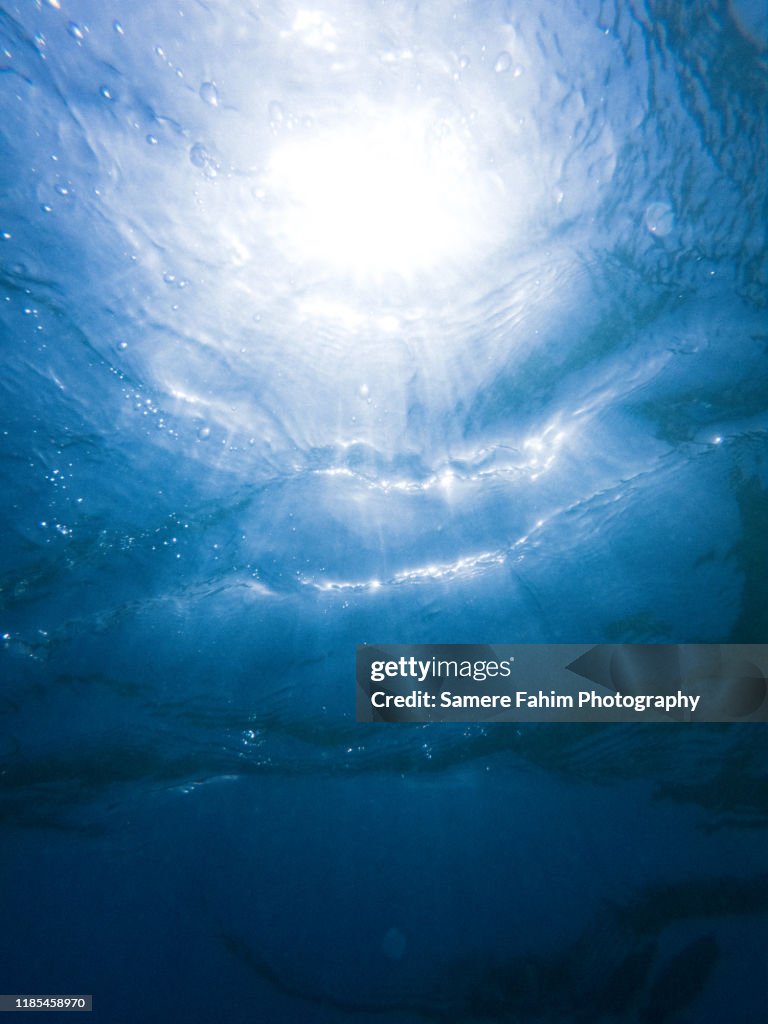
<box><xmin>289</xmin><ymin>8</ymin><xmax>337</xmax><ymax>51</ymax></box>
<box><xmin>266</xmin><ymin>108</ymin><xmax>498</xmax><ymax>281</ymax></box>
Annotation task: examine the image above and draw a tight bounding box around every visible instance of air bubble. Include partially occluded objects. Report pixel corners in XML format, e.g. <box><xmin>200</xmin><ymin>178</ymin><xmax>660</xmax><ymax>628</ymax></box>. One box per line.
<box><xmin>429</xmin><ymin>119</ymin><xmax>451</xmax><ymax>142</ymax></box>
<box><xmin>644</xmin><ymin>201</ymin><xmax>674</xmax><ymax>237</ymax></box>
<box><xmin>99</xmin><ymin>85</ymin><xmax>114</xmax><ymax>101</ymax></box>
<box><xmin>189</xmin><ymin>142</ymin><xmax>219</xmax><ymax>178</ymax></box>
<box><xmin>197</xmin><ymin>426</ymin><xmax>211</xmax><ymax>440</ymax></box>
<box><xmin>146</xmin><ymin>134</ymin><xmax>158</xmax><ymax>146</ymax></box>
<box><xmin>113</xmin><ymin>20</ymin><xmax>124</xmax><ymax>35</ymax></box>
<box><xmin>117</xmin><ymin>341</ymin><xmax>128</xmax><ymax>351</ymax></box>
<box><xmin>67</xmin><ymin>22</ymin><xmax>85</xmax><ymax>42</ymax></box>
<box><xmin>190</xmin><ymin>143</ymin><xmax>207</xmax><ymax>168</ymax></box>
<box><xmin>494</xmin><ymin>50</ymin><xmax>512</xmax><ymax>73</ymax></box>
<box><xmin>199</xmin><ymin>81</ymin><xmax>219</xmax><ymax>107</ymax></box>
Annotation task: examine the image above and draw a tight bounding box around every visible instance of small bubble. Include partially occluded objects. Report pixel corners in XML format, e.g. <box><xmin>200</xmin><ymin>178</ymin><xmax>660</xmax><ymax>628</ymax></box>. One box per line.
<box><xmin>512</xmin><ymin>64</ymin><xmax>524</xmax><ymax>77</ymax></box>
<box><xmin>163</xmin><ymin>272</ymin><xmax>176</xmax><ymax>285</ymax></box>
<box><xmin>644</xmin><ymin>201</ymin><xmax>674</xmax><ymax>237</ymax></box>
<box><xmin>146</xmin><ymin>134</ymin><xmax>158</xmax><ymax>146</ymax></box>
<box><xmin>45</xmin><ymin>0</ymin><xmax>61</xmax><ymax>9</ymax></box>
<box><xmin>155</xmin><ymin>45</ymin><xmax>166</xmax><ymax>59</ymax></box>
<box><xmin>199</xmin><ymin>81</ymin><xmax>219</xmax><ymax>107</ymax></box>
<box><xmin>189</xmin><ymin>143</ymin><xmax>208</xmax><ymax>168</ymax></box>
<box><xmin>54</xmin><ymin>183</ymin><xmax>70</xmax><ymax>196</ymax></box>
<box><xmin>197</xmin><ymin>426</ymin><xmax>211</xmax><ymax>440</ymax></box>
<box><xmin>189</xmin><ymin>142</ymin><xmax>219</xmax><ymax>178</ymax></box>
<box><xmin>40</xmin><ymin>203</ymin><xmax>53</xmax><ymax>213</ymax></box>
<box><xmin>1</xmin><ymin>232</ymin><xmax>11</xmax><ymax>240</ymax></box>
<box><xmin>99</xmin><ymin>85</ymin><xmax>114</xmax><ymax>101</ymax></box>
<box><xmin>358</xmin><ymin>384</ymin><xmax>370</xmax><ymax>399</ymax></box>
<box><xmin>113</xmin><ymin>20</ymin><xmax>124</xmax><ymax>35</ymax></box>
<box><xmin>67</xmin><ymin>22</ymin><xmax>85</xmax><ymax>42</ymax></box>
<box><xmin>494</xmin><ymin>50</ymin><xmax>512</xmax><ymax>73</ymax></box>
<box><xmin>117</xmin><ymin>341</ymin><xmax>128</xmax><ymax>351</ymax></box>
<box><xmin>429</xmin><ymin>119</ymin><xmax>451</xmax><ymax>142</ymax></box>
<box><xmin>459</xmin><ymin>54</ymin><xmax>470</xmax><ymax>69</ymax></box>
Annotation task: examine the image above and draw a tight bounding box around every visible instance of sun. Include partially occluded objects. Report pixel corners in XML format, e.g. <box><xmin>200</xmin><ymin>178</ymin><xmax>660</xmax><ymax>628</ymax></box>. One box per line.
<box><xmin>264</xmin><ymin>106</ymin><xmax>497</xmax><ymax>282</ymax></box>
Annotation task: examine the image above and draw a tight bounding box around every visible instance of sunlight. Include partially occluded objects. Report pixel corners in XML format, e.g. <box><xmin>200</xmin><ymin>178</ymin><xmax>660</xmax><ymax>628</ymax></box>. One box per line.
<box><xmin>265</xmin><ymin>106</ymin><xmax>499</xmax><ymax>281</ymax></box>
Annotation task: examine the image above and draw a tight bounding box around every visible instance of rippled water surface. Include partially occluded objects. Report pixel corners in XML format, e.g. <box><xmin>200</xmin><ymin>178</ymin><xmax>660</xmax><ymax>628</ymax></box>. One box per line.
<box><xmin>1</xmin><ymin>1</ymin><xmax>767</xmax><ymax>1021</ymax></box>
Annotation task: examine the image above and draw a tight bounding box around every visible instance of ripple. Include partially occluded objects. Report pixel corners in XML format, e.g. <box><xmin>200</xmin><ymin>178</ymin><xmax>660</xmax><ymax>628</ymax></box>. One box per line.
<box><xmin>0</xmin><ymin>0</ymin><xmax>765</xmax><ymax>810</ymax></box>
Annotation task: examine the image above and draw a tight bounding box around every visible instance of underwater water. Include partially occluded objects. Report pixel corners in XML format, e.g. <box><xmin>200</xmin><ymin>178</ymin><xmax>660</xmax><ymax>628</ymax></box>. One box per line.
<box><xmin>1</xmin><ymin>0</ymin><xmax>767</xmax><ymax>1020</ymax></box>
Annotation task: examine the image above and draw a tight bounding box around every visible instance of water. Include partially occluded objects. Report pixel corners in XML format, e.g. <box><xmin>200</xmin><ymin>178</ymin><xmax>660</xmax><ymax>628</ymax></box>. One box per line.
<box><xmin>0</xmin><ymin>1</ymin><xmax>766</xmax><ymax>1021</ymax></box>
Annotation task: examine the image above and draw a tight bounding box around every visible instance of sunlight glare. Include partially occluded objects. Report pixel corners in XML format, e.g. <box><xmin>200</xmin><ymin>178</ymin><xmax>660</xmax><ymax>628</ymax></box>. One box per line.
<box><xmin>266</xmin><ymin>108</ymin><xmax>498</xmax><ymax>281</ymax></box>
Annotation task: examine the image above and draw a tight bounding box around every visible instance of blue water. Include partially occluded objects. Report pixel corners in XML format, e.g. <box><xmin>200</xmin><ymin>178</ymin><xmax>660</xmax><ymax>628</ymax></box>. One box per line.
<box><xmin>1</xmin><ymin>1</ymin><xmax>766</xmax><ymax>1021</ymax></box>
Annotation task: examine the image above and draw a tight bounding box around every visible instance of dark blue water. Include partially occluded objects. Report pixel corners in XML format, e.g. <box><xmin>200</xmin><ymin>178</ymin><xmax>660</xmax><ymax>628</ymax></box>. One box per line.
<box><xmin>1</xmin><ymin>1</ymin><xmax>766</xmax><ymax>1021</ymax></box>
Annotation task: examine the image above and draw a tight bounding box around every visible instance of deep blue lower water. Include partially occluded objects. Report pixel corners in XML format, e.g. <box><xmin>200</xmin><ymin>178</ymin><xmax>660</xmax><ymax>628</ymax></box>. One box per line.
<box><xmin>1</xmin><ymin>0</ymin><xmax>767</xmax><ymax>1021</ymax></box>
